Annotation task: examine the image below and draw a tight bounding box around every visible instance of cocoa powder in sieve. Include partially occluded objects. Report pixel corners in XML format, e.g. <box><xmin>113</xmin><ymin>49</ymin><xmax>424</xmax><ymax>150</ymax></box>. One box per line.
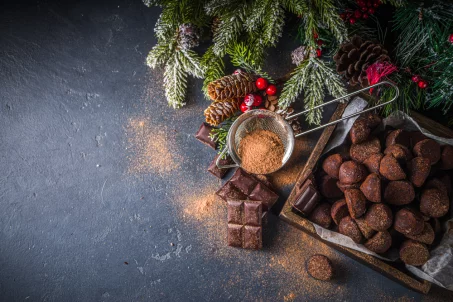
<box><xmin>238</xmin><ymin>129</ymin><xmax>285</xmax><ymax>174</ymax></box>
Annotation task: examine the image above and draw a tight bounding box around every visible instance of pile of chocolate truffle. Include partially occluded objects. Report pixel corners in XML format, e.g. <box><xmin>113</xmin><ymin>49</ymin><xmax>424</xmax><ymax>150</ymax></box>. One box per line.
<box><xmin>295</xmin><ymin>113</ymin><xmax>453</xmax><ymax>267</ymax></box>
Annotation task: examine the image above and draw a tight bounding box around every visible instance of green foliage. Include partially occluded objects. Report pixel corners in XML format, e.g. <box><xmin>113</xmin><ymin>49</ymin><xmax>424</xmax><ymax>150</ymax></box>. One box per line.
<box><xmin>227</xmin><ymin>42</ymin><xmax>274</xmax><ymax>82</ymax></box>
<box><xmin>201</xmin><ymin>46</ymin><xmax>225</xmax><ymax>99</ymax></box>
<box><xmin>210</xmin><ymin>116</ymin><xmax>237</xmax><ymax>156</ymax></box>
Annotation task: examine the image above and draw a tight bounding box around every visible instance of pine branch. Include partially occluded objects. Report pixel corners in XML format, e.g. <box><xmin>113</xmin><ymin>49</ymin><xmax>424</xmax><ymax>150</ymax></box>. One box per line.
<box><xmin>146</xmin><ymin>40</ymin><xmax>175</xmax><ymax>68</ymax></box>
<box><xmin>210</xmin><ymin>116</ymin><xmax>237</xmax><ymax>156</ymax></box>
<box><xmin>201</xmin><ymin>46</ymin><xmax>225</xmax><ymax>99</ymax></box>
<box><xmin>279</xmin><ymin>59</ymin><xmax>312</xmax><ymax>109</ymax></box>
<box><xmin>227</xmin><ymin>42</ymin><xmax>274</xmax><ymax>82</ymax></box>
<box><xmin>262</xmin><ymin>0</ymin><xmax>286</xmax><ymax>47</ymax></box>
<box><xmin>381</xmin><ymin>0</ymin><xmax>406</xmax><ymax>7</ymax></box>
<box><xmin>179</xmin><ymin>49</ymin><xmax>205</xmax><ymax>78</ymax></box>
<box><xmin>281</xmin><ymin>0</ymin><xmax>307</xmax><ymax>15</ymax></box>
<box><xmin>164</xmin><ymin>53</ymin><xmax>188</xmax><ymax>109</ymax></box>
<box><xmin>314</xmin><ymin>0</ymin><xmax>347</xmax><ymax>44</ymax></box>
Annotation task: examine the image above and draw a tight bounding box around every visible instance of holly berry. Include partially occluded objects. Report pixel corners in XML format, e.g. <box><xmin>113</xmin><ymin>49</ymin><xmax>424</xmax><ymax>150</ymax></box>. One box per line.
<box><xmin>362</xmin><ymin>13</ymin><xmax>369</xmax><ymax>19</ymax></box>
<box><xmin>255</xmin><ymin>77</ymin><xmax>268</xmax><ymax>90</ymax></box>
<box><xmin>361</xmin><ymin>6</ymin><xmax>368</xmax><ymax>12</ymax></box>
<box><xmin>316</xmin><ymin>49</ymin><xmax>322</xmax><ymax>57</ymax></box>
<box><xmin>240</xmin><ymin>102</ymin><xmax>250</xmax><ymax>113</ymax></box>
<box><xmin>349</xmin><ymin>17</ymin><xmax>356</xmax><ymax>24</ymax></box>
<box><xmin>317</xmin><ymin>39</ymin><xmax>323</xmax><ymax>46</ymax></box>
<box><xmin>418</xmin><ymin>80</ymin><xmax>428</xmax><ymax>89</ymax></box>
<box><xmin>313</xmin><ymin>32</ymin><xmax>319</xmax><ymax>39</ymax></box>
<box><xmin>448</xmin><ymin>33</ymin><xmax>453</xmax><ymax>43</ymax></box>
<box><xmin>252</xmin><ymin>94</ymin><xmax>263</xmax><ymax>106</ymax></box>
<box><xmin>368</xmin><ymin>8</ymin><xmax>375</xmax><ymax>14</ymax></box>
<box><xmin>354</xmin><ymin>10</ymin><xmax>362</xmax><ymax>19</ymax></box>
<box><xmin>243</xmin><ymin>94</ymin><xmax>255</xmax><ymax>107</ymax></box>
<box><xmin>411</xmin><ymin>75</ymin><xmax>420</xmax><ymax>83</ymax></box>
<box><xmin>266</xmin><ymin>84</ymin><xmax>277</xmax><ymax>96</ymax></box>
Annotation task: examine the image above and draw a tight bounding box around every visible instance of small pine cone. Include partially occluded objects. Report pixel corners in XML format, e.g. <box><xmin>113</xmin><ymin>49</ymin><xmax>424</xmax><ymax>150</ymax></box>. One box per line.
<box><xmin>211</xmin><ymin>17</ymin><xmax>221</xmax><ymax>36</ymax></box>
<box><xmin>204</xmin><ymin>99</ymin><xmax>240</xmax><ymax>126</ymax></box>
<box><xmin>276</xmin><ymin>107</ymin><xmax>302</xmax><ymax>135</ymax></box>
<box><xmin>177</xmin><ymin>23</ymin><xmax>200</xmax><ymax>50</ymax></box>
<box><xmin>291</xmin><ymin>46</ymin><xmax>308</xmax><ymax>66</ymax></box>
<box><xmin>333</xmin><ymin>35</ymin><xmax>390</xmax><ymax>87</ymax></box>
<box><xmin>207</xmin><ymin>72</ymin><xmax>258</xmax><ymax>101</ymax></box>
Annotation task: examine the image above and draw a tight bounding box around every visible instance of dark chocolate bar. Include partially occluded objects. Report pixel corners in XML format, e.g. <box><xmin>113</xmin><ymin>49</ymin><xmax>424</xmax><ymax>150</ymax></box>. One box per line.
<box><xmin>195</xmin><ymin>122</ymin><xmax>216</xmax><ymax>149</ymax></box>
<box><xmin>293</xmin><ymin>178</ymin><xmax>321</xmax><ymax>216</ymax></box>
<box><xmin>217</xmin><ymin>168</ymin><xmax>279</xmax><ymax>211</ymax></box>
<box><xmin>216</xmin><ymin>182</ymin><xmax>248</xmax><ymax>201</ymax></box>
<box><xmin>208</xmin><ymin>155</ymin><xmax>233</xmax><ymax>179</ymax></box>
<box><xmin>227</xmin><ymin>200</ymin><xmax>262</xmax><ymax>249</ymax></box>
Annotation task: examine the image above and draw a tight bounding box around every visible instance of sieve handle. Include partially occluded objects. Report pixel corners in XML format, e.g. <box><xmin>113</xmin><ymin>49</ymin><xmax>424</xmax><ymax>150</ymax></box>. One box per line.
<box><xmin>287</xmin><ymin>81</ymin><xmax>399</xmax><ymax>138</ymax></box>
<box><xmin>216</xmin><ymin>147</ymin><xmax>240</xmax><ymax>169</ymax></box>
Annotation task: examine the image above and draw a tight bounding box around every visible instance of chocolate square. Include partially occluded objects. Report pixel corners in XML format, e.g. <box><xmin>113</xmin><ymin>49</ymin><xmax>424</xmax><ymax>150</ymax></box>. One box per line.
<box><xmin>249</xmin><ymin>183</ymin><xmax>279</xmax><ymax>211</ymax></box>
<box><xmin>227</xmin><ymin>200</ymin><xmax>263</xmax><ymax>249</ymax></box>
<box><xmin>227</xmin><ymin>200</ymin><xmax>243</xmax><ymax>224</ymax></box>
<box><xmin>216</xmin><ymin>182</ymin><xmax>248</xmax><ymax>201</ymax></box>
<box><xmin>195</xmin><ymin>122</ymin><xmax>216</xmax><ymax>149</ymax></box>
<box><xmin>293</xmin><ymin>182</ymin><xmax>321</xmax><ymax>216</ymax></box>
<box><xmin>244</xmin><ymin>201</ymin><xmax>262</xmax><ymax>226</ymax></box>
<box><xmin>207</xmin><ymin>155</ymin><xmax>233</xmax><ymax>179</ymax></box>
<box><xmin>230</xmin><ymin>168</ymin><xmax>258</xmax><ymax>195</ymax></box>
<box><xmin>227</xmin><ymin>224</ymin><xmax>243</xmax><ymax>247</ymax></box>
<box><xmin>244</xmin><ymin>226</ymin><xmax>262</xmax><ymax>249</ymax></box>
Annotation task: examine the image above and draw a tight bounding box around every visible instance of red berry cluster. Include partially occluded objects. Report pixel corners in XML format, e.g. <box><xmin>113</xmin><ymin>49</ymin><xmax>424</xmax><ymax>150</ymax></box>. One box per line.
<box><xmin>449</xmin><ymin>33</ymin><xmax>453</xmax><ymax>44</ymax></box>
<box><xmin>411</xmin><ymin>75</ymin><xmax>428</xmax><ymax>89</ymax></box>
<box><xmin>341</xmin><ymin>0</ymin><xmax>381</xmax><ymax>24</ymax></box>
<box><xmin>314</xmin><ymin>32</ymin><xmax>323</xmax><ymax>57</ymax></box>
<box><xmin>240</xmin><ymin>77</ymin><xmax>277</xmax><ymax>113</ymax></box>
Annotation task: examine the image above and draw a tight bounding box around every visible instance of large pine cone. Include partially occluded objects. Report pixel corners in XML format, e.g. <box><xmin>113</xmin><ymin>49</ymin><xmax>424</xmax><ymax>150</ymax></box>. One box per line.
<box><xmin>334</xmin><ymin>35</ymin><xmax>390</xmax><ymax>87</ymax></box>
<box><xmin>207</xmin><ymin>72</ymin><xmax>258</xmax><ymax>101</ymax></box>
<box><xmin>204</xmin><ymin>99</ymin><xmax>240</xmax><ymax>126</ymax></box>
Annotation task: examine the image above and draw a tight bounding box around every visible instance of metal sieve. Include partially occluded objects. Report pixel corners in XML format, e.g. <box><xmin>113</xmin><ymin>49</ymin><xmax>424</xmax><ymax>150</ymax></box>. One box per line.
<box><xmin>216</xmin><ymin>81</ymin><xmax>399</xmax><ymax>174</ymax></box>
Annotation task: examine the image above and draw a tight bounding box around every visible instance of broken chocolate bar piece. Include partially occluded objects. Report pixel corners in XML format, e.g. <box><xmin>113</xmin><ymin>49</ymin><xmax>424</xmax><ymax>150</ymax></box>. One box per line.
<box><xmin>216</xmin><ymin>182</ymin><xmax>247</xmax><ymax>201</ymax></box>
<box><xmin>227</xmin><ymin>200</ymin><xmax>263</xmax><ymax>249</ymax></box>
<box><xmin>195</xmin><ymin>122</ymin><xmax>216</xmax><ymax>149</ymax></box>
<box><xmin>230</xmin><ymin>168</ymin><xmax>258</xmax><ymax>195</ymax></box>
<box><xmin>208</xmin><ymin>155</ymin><xmax>233</xmax><ymax>179</ymax></box>
<box><xmin>292</xmin><ymin>178</ymin><xmax>321</xmax><ymax>216</ymax></box>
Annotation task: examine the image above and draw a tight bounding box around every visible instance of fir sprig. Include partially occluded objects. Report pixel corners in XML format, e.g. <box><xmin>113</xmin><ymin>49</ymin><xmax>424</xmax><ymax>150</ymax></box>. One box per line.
<box><xmin>227</xmin><ymin>42</ymin><xmax>274</xmax><ymax>82</ymax></box>
<box><xmin>201</xmin><ymin>46</ymin><xmax>225</xmax><ymax>99</ymax></box>
<box><xmin>210</xmin><ymin>116</ymin><xmax>237</xmax><ymax>156</ymax></box>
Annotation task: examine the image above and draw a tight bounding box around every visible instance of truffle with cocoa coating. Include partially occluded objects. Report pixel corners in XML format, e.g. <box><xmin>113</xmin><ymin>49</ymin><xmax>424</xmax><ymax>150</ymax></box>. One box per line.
<box><xmin>339</xmin><ymin>216</ymin><xmax>363</xmax><ymax>243</ymax></box>
<box><xmin>322</xmin><ymin>154</ymin><xmax>343</xmax><ymax>179</ymax></box>
<box><xmin>384</xmin><ymin>144</ymin><xmax>413</xmax><ymax>161</ymax></box>
<box><xmin>336</xmin><ymin>181</ymin><xmax>361</xmax><ymax>192</ymax></box>
<box><xmin>406</xmin><ymin>222</ymin><xmax>435</xmax><ymax>245</ymax></box>
<box><xmin>409</xmin><ymin>157</ymin><xmax>431</xmax><ymax>187</ymax></box>
<box><xmin>331</xmin><ymin>199</ymin><xmax>349</xmax><ymax>225</ymax></box>
<box><xmin>306</xmin><ymin>254</ymin><xmax>334</xmax><ymax>281</ymax></box>
<box><xmin>309</xmin><ymin>203</ymin><xmax>332</xmax><ymax>229</ymax></box>
<box><xmin>365</xmin><ymin>203</ymin><xmax>393</xmax><ymax>231</ymax></box>
<box><xmin>420</xmin><ymin>188</ymin><xmax>449</xmax><ymax>218</ymax></box>
<box><xmin>365</xmin><ymin>231</ymin><xmax>392</xmax><ymax>254</ymax></box>
<box><xmin>440</xmin><ymin>145</ymin><xmax>453</xmax><ymax>170</ymax></box>
<box><xmin>413</xmin><ymin>139</ymin><xmax>441</xmax><ymax>165</ymax></box>
<box><xmin>363</xmin><ymin>113</ymin><xmax>382</xmax><ymax>129</ymax></box>
<box><xmin>394</xmin><ymin>208</ymin><xmax>425</xmax><ymax>236</ymax></box>
<box><xmin>425</xmin><ymin>178</ymin><xmax>449</xmax><ymax>197</ymax></box>
<box><xmin>350</xmin><ymin>137</ymin><xmax>381</xmax><ymax>163</ymax></box>
<box><xmin>339</xmin><ymin>161</ymin><xmax>368</xmax><ymax>184</ymax></box>
<box><xmin>319</xmin><ymin>175</ymin><xmax>343</xmax><ymax>199</ymax></box>
<box><xmin>350</xmin><ymin>119</ymin><xmax>371</xmax><ymax>144</ymax></box>
<box><xmin>360</xmin><ymin>173</ymin><xmax>381</xmax><ymax>203</ymax></box>
<box><xmin>379</xmin><ymin>154</ymin><xmax>406</xmax><ymax>180</ymax></box>
<box><xmin>363</xmin><ymin>153</ymin><xmax>383</xmax><ymax>174</ymax></box>
<box><xmin>344</xmin><ymin>189</ymin><xmax>367</xmax><ymax>219</ymax></box>
<box><xmin>399</xmin><ymin>240</ymin><xmax>429</xmax><ymax>266</ymax></box>
<box><xmin>386</xmin><ymin>129</ymin><xmax>410</xmax><ymax>147</ymax></box>
<box><xmin>384</xmin><ymin>181</ymin><xmax>415</xmax><ymax>205</ymax></box>
<box><xmin>355</xmin><ymin>217</ymin><xmax>376</xmax><ymax>239</ymax></box>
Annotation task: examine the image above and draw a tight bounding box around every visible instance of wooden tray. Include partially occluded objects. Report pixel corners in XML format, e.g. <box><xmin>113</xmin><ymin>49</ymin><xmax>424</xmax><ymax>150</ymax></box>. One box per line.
<box><xmin>279</xmin><ymin>105</ymin><xmax>453</xmax><ymax>294</ymax></box>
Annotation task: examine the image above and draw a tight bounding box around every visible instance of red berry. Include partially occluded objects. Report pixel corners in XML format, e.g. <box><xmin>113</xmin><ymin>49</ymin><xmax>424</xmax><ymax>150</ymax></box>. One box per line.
<box><xmin>317</xmin><ymin>39</ymin><xmax>323</xmax><ymax>46</ymax></box>
<box><xmin>373</xmin><ymin>2</ymin><xmax>379</xmax><ymax>7</ymax></box>
<box><xmin>243</xmin><ymin>94</ymin><xmax>255</xmax><ymax>107</ymax></box>
<box><xmin>362</xmin><ymin>13</ymin><xmax>369</xmax><ymax>19</ymax></box>
<box><xmin>266</xmin><ymin>84</ymin><xmax>277</xmax><ymax>96</ymax></box>
<box><xmin>316</xmin><ymin>49</ymin><xmax>322</xmax><ymax>57</ymax></box>
<box><xmin>240</xmin><ymin>102</ymin><xmax>250</xmax><ymax>113</ymax></box>
<box><xmin>354</xmin><ymin>10</ymin><xmax>362</xmax><ymax>19</ymax></box>
<box><xmin>349</xmin><ymin>17</ymin><xmax>356</xmax><ymax>24</ymax></box>
<box><xmin>357</xmin><ymin>0</ymin><xmax>365</xmax><ymax>7</ymax></box>
<box><xmin>313</xmin><ymin>32</ymin><xmax>319</xmax><ymax>39</ymax></box>
<box><xmin>411</xmin><ymin>75</ymin><xmax>420</xmax><ymax>83</ymax></box>
<box><xmin>361</xmin><ymin>6</ymin><xmax>368</xmax><ymax>12</ymax></box>
<box><xmin>448</xmin><ymin>33</ymin><xmax>453</xmax><ymax>43</ymax></box>
<box><xmin>418</xmin><ymin>80</ymin><xmax>428</xmax><ymax>89</ymax></box>
<box><xmin>255</xmin><ymin>77</ymin><xmax>268</xmax><ymax>90</ymax></box>
<box><xmin>252</xmin><ymin>94</ymin><xmax>263</xmax><ymax>106</ymax></box>
<box><xmin>368</xmin><ymin>8</ymin><xmax>375</xmax><ymax>14</ymax></box>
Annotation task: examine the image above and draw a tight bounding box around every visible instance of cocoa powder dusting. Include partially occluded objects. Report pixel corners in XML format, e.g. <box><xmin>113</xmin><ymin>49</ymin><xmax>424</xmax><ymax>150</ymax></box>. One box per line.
<box><xmin>239</xmin><ymin>129</ymin><xmax>284</xmax><ymax>174</ymax></box>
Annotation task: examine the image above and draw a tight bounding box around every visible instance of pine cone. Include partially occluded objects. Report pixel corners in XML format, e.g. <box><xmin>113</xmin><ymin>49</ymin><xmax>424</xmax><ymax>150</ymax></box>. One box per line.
<box><xmin>264</xmin><ymin>96</ymin><xmax>302</xmax><ymax>135</ymax></box>
<box><xmin>333</xmin><ymin>35</ymin><xmax>390</xmax><ymax>87</ymax></box>
<box><xmin>207</xmin><ymin>72</ymin><xmax>258</xmax><ymax>101</ymax></box>
<box><xmin>204</xmin><ymin>99</ymin><xmax>240</xmax><ymax>126</ymax></box>
<box><xmin>177</xmin><ymin>23</ymin><xmax>200</xmax><ymax>50</ymax></box>
<box><xmin>211</xmin><ymin>17</ymin><xmax>221</xmax><ymax>36</ymax></box>
<box><xmin>291</xmin><ymin>46</ymin><xmax>308</xmax><ymax>66</ymax></box>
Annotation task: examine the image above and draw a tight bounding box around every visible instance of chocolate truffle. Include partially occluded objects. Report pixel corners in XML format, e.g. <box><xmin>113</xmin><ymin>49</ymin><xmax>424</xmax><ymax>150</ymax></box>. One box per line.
<box><xmin>360</xmin><ymin>173</ymin><xmax>381</xmax><ymax>203</ymax></box>
<box><xmin>363</xmin><ymin>153</ymin><xmax>383</xmax><ymax>174</ymax></box>
<box><xmin>409</xmin><ymin>157</ymin><xmax>431</xmax><ymax>187</ymax></box>
<box><xmin>339</xmin><ymin>161</ymin><xmax>368</xmax><ymax>184</ymax></box>
<box><xmin>440</xmin><ymin>145</ymin><xmax>453</xmax><ymax>170</ymax></box>
<box><xmin>406</xmin><ymin>222</ymin><xmax>435</xmax><ymax>245</ymax></box>
<box><xmin>365</xmin><ymin>203</ymin><xmax>393</xmax><ymax>231</ymax></box>
<box><xmin>425</xmin><ymin>178</ymin><xmax>449</xmax><ymax>197</ymax></box>
<box><xmin>379</xmin><ymin>154</ymin><xmax>406</xmax><ymax>181</ymax></box>
<box><xmin>320</xmin><ymin>175</ymin><xmax>343</xmax><ymax>199</ymax></box>
<box><xmin>399</xmin><ymin>240</ymin><xmax>430</xmax><ymax>266</ymax></box>
<box><xmin>344</xmin><ymin>189</ymin><xmax>367</xmax><ymax>219</ymax></box>
<box><xmin>350</xmin><ymin>119</ymin><xmax>371</xmax><ymax>144</ymax></box>
<box><xmin>331</xmin><ymin>199</ymin><xmax>349</xmax><ymax>225</ymax></box>
<box><xmin>420</xmin><ymin>188</ymin><xmax>449</xmax><ymax>218</ymax></box>
<box><xmin>355</xmin><ymin>217</ymin><xmax>376</xmax><ymax>239</ymax></box>
<box><xmin>384</xmin><ymin>181</ymin><xmax>415</xmax><ymax>205</ymax></box>
<box><xmin>394</xmin><ymin>208</ymin><xmax>425</xmax><ymax>236</ymax></box>
<box><xmin>336</xmin><ymin>181</ymin><xmax>360</xmax><ymax>192</ymax></box>
<box><xmin>413</xmin><ymin>139</ymin><xmax>441</xmax><ymax>165</ymax></box>
<box><xmin>365</xmin><ymin>231</ymin><xmax>392</xmax><ymax>254</ymax></box>
<box><xmin>386</xmin><ymin>129</ymin><xmax>410</xmax><ymax>147</ymax></box>
<box><xmin>384</xmin><ymin>144</ymin><xmax>413</xmax><ymax>161</ymax></box>
<box><xmin>350</xmin><ymin>137</ymin><xmax>382</xmax><ymax>163</ymax></box>
<box><xmin>339</xmin><ymin>216</ymin><xmax>363</xmax><ymax>243</ymax></box>
<box><xmin>363</xmin><ymin>112</ymin><xmax>382</xmax><ymax>129</ymax></box>
<box><xmin>438</xmin><ymin>173</ymin><xmax>452</xmax><ymax>197</ymax></box>
<box><xmin>309</xmin><ymin>203</ymin><xmax>332</xmax><ymax>229</ymax></box>
<box><xmin>306</xmin><ymin>254</ymin><xmax>334</xmax><ymax>281</ymax></box>
<box><xmin>322</xmin><ymin>154</ymin><xmax>343</xmax><ymax>179</ymax></box>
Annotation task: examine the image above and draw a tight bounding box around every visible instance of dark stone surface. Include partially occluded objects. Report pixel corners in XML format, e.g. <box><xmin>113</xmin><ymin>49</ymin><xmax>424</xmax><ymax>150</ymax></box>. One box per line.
<box><xmin>0</xmin><ymin>0</ymin><xmax>452</xmax><ymax>301</ymax></box>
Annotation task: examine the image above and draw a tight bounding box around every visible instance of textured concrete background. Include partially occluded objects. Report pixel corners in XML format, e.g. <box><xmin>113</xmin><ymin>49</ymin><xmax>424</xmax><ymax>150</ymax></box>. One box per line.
<box><xmin>1</xmin><ymin>0</ymin><xmax>452</xmax><ymax>301</ymax></box>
